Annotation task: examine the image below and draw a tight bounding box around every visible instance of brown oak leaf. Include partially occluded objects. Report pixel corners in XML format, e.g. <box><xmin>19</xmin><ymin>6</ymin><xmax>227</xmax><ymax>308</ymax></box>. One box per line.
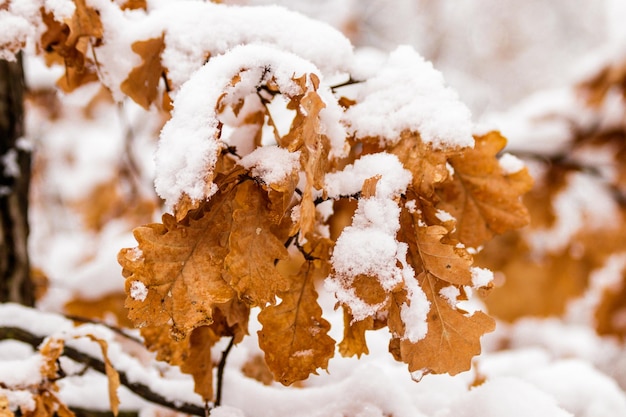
<box><xmin>67</xmin><ymin>0</ymin><xmax>103</xmax><ymax>47</ymax></box>
<box><xmin>435</xmin><ymin>131</ymin><xmax>533</xmax><ymax>249</ymax></box>
<box><xmin>120</xmin><ymin>184</ymin><xmax>238</xmax><ymax>340</ymax></box>
<box><xmin>121</xmin><ymin>35</ymin><xmax>166</xmax><ymax>110</ymax></box>
<box><xmin>281</xmin><ymin>78</ymin><xmax>331</xmax><ymax>236</ymax></box>
<box><xmin>385</xmin><ymin>203</ymin><xmax>494</xmax><ymax>375</ymax></box>
<box><xmin>391</xmin><ymin>272</ymin><xmax>494</xmax><ymax>375</ymax></box>
<box><xmin>120</xmin><ymin>0</ymin><xmax>148</xmax><ymax>10</ymax></box>
<box><xmin>141</xmin><ymin>299</ymin><xmax>249</xmax><ymax>401</ymax></box>
<box><xmin>83</xmin><ymin>335</ymin><xmax>120</xmax><ymax>416</ymax></box>
<box><xmin>388</xmin><ymin>131</ymin><xmax>453</xmax><ymax>198</ymax></box>
<box><xmin>258</xmin><ymin>260</ymin><xmax>335</xmax><ymax>385</ymax></box>
<box><xmin>223</xmin><ymin>181</ymin><xmax>290</xmax><ymax>306</ymax></box>
<box><xmin>338</xmin><ymin>308</ymin><xmax>385</xmax><ymax>358</ymax></box>
<box><xmin>40</xmin><ymin>0</ymin><xmax>103</xmax><ymax>90</ymax></box>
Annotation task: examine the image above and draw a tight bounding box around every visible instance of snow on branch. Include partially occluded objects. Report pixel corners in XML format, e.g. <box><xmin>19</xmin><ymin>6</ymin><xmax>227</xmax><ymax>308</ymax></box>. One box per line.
<box><xmin>343</xmin><ymin>46</ymin><xmax>474</xmax><ymax>150</ymax></box>
<box><xmin>0</xmin><ymin>304</ymin><xmax>204</xmax><ymax>415</ymax></box>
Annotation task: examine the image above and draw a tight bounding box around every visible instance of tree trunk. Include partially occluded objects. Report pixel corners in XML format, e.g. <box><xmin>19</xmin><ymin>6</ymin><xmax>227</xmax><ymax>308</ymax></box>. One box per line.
<box><xmin>0</xmin><ymin>54</ymin><xmax>34</xmax><ymax>306</ymax></box>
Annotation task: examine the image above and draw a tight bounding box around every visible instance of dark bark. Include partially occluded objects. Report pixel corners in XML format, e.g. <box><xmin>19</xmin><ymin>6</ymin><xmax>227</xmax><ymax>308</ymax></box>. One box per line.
<box><xmin>0</xmin><ymin>54</ymin><xmax>34</xmax><ymax>306</ymax></box>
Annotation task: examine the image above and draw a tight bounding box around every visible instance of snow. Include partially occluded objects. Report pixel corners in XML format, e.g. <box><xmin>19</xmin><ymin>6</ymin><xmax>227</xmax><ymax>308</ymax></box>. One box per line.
<box><xmin>1</xmin><ymin>149</ymin><xmax>19</xmax><ymax>178</ymax></box>
<box><xmin>440</xmin><ymin>285</ymin><xmax>461</xmax><ymax>307</ymax></box>
<box><xmin>566</xmin><ymin>253</ymin><xmax>626</xmax><ymax>325</ymax></box>
<box><xmin>324</xmin><ymin>153</ymin><xmax>412</xmax><ymax>199</ymax></box>
<box><xmin>0</xmin><ymin>355</ymin><xmax>43</xmax><ymax>387</ymax></box>
<box><xmin>44</xmin><ymin>0</ymin><xmax>75</xmax><ymax>18</ymax></box>
<box><xmin>526</xmin><ymin>171</ymin><xmax>620</xmax><ymax>255</ymax></box>
<box><xmin>440</xmin><ymin>377</ymin><xmax>573</xmax><ymax>417</ymax></box>
<box><xmin>0</xmin><ymin>11</ymin><xmax>31</xmax><ymax>61</ymax></box>
<box><xmin>524</xmin><ymin>360</ymin><xmax>626</xmax><ymax>417</ymax></box>
<box><xmin>497</xmin><ymin>152</ymin><xmax>525</xmax><ymax>175</ymax></box>
<box><xmin>434</xmin><ymin>209</ymin><xmax>455</xmax><ymax>223</ymax></box>
<box><xmin>400</xmin><ymin>268</ymin><xmax>430</xmax><ymax>342</ymax></box>
<box><xmin>239</xmin><ymin>147</ymin><xmax>301</xmax><ymax>186</ymax></box>
<box><xmin>470</xmin><ymin>267</ymin><xmax>494</xmax><ymax>288</ymax></box>
<box><xmin>484</xmin><ymin>88</ymin><xmax>597</xmax><ymax>157</ymax></box>
<box><xmin>325</xmin><ymin>153</ymin><xmax>415</xmax><ymax>321</ymax></box>
<box><xmin>343</xmin><ymin>45</ymin><xmax>474</xmax><ymax>150</ymax></box>
<box><xmin>0</xmin><ymin>304</ymin><xmax>202</xmax><ymax>411</ymax></box>
<box><xmin>129</xmin><ymin>281</ymin><xmax>148</xmax><ymax>302</ymax></box>
<box><xmin>155</xmin><ymin>43</ymin><xmax>338</xmax><ymax>207</ymax></box>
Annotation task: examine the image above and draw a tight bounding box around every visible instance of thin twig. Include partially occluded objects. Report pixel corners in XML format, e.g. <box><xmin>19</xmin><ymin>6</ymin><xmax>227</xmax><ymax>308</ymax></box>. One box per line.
<box><xmin>313</xmin><ymin>191</ymin><xmax>361</xmax><ymax>206</ymax></box>
<box><xmin>214</xmin><ymin>337</ymin><xmax>235</xmax><ymax>408</ymax></box>
<box><xmin>330</xmin><ymin>77</ymin><xmax>362</xmax><ymax>93</ymax></box>
<box><xmin>63</xmin><ymin>314</ymin><xmax>144</xmax><ymax>345</ymax></box>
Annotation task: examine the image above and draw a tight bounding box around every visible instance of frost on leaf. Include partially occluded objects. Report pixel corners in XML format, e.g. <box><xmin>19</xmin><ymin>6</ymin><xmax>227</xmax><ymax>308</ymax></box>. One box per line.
<box><xmin>435</xmin><ymin>131</ymin><xmax>533</xmax><ymax>249</ymax></box>
<box><xmin>258</xmin><ymin>259</ymin><xmax>335</xmax><ymax>385</ymax></box>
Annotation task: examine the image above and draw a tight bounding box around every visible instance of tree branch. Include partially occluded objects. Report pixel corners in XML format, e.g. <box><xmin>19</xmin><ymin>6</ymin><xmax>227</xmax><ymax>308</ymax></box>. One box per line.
<box><xmin>214</xmin><ymin>337</ymin><xmax>234</xmax><ymax>408</ymax></box>
<box><xmin>0</xmin><ymin>326</ymin><xmax>205</xmax><ymax>416</ymax></box>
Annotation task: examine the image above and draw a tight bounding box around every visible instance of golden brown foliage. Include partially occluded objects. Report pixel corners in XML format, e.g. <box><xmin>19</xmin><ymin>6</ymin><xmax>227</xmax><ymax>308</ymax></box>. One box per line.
<box><xmin>476</xmin><ymin>57</ymin><xmax>626</xmax><ymax>335</ymax></box>
<box><xmin>4</xmin><ymin>0</ymin><xmax>537</xmax><ymax>405</ymax></box>
<box><xmin>121</xmin><ymin>36</ymin><xmax>167</xmax><ymax>110</ymax></box>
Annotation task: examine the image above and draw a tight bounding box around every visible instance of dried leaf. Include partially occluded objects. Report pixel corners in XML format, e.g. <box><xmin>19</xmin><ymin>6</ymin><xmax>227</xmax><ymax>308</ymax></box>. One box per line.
<box><xmin>393</xmin><ymin>272</ymin><xmax>495</xmax><ymax>375</ymax></box>
<box><xmin>258</xmin><ymin>260</ymin><xmax>335</xmax><ymax>385</ymax></box>
<box><xmin>0</xmin><ymin>395</ymin><xmax>13</xmax><ymax>417</ymax></box>
<box><xmin>39</xmin><ymin>1</ymin><xmax>103</xmax><ymax>91</ymax></box>
<box><xmin>65</xmin><ymin>292</ymin><xmax>133</xmax><ymax>328</ymax></box>
<box><xmin>120</xmin><ymin>182</ymin><xmax>239</xmax><ymax>340</ymax></box>
<box><xmin>67</xmin><ymin>0</ymin><xmax>103</xmax><ymax>47</ymax></box>
<box><xmin>477</xmin><ymin>165</ymin><xmax>626</xmax><ymax>322</ymax></box>
<box><xmin>414</xmin><ymin>224</ymin><xmax>473</xmax><ymax>286</ymax></box>
<box><xmin>436</xmin><ymin>131</ymin><xmax>533</xmax><ymax>248</ymax></box>
<box><xmin>141</xmin><ymin>299</ymin><xmax>249</xmax><ymax>401</ymax></box>
<box><xmin>179</xmin><ymin>327</ymin><xmax>218</xmax><ymax>401</ymax></box>
<box><xmin>223</xmin><ymin>181</ymin><xmax>289</xmax><ymax>306</ymax></box>
<box><xmin>388</xmin><ymin>131</ymin><xmax>452</xmax><ymax>198</ymax></box>
<box><xmin>120</xmin><ymin>0</ymin><xmax>147</xmax><ymax>10</ymax></box>
<box><xmin>241</xmin><ymin>354</ymin><xmax>274</xmax><ymax>386</ymax></box>
<box><xmin>387</xmin><ymin>204</ymin><xmax>494</xmax><ymax>375</ymax></box>
<box><xmin>26</xmin><ymin>391</ymin><xmax>74</xmax><ymax>417</ymax></box>
<box><xmin>338</xmin><ymin>309</ymin><xmax>374</xmax><ymax>358</ymax></box>
<box><xmin>281</xmin><ymin>80</ymin><xmax>331</xmax><ymax>236</ymax></box>
<box><xmin>596</xmin><ymin>268</ymin><xmax>626</xmax><ymax>339</ymax></box>
<box><xmin>578</xmin><ymin>60</ymin><xmax>626</xmax><ymax>106</ymax></box>
<box><xmin>121</xmin><ymin>35</ymin><xmax>166</xmax><ymax>109</ymax></box>
<box><xmin>83</xmin><ymin>335</ymin><xmax>120</xmax><ymax>416</ymax></box>
<box><xmin>56</xmin><ymin>61</ymin><xmax>99</xmax><ymax>92</ymax></box>
<box><xmin>72</xmin><ymin>176</ymin><xmax>157</xmax><ymax>231</ymax></box>
<box><xmin>39</xmin><ymin>338</ymin><xmax>64</xmax><ymax>380</ymax></box>
<box><xmin>477</xmin><ymin>232</ymin><xmax>592</xmax><ymax>321</ymax></box>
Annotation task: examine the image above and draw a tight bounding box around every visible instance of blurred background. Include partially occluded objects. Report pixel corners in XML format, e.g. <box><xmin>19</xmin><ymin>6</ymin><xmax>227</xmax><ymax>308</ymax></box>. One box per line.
<box><xmin>226</xmin><ymin>0</ymin><xmax>614</xmax><ymax>117</ymax></box>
